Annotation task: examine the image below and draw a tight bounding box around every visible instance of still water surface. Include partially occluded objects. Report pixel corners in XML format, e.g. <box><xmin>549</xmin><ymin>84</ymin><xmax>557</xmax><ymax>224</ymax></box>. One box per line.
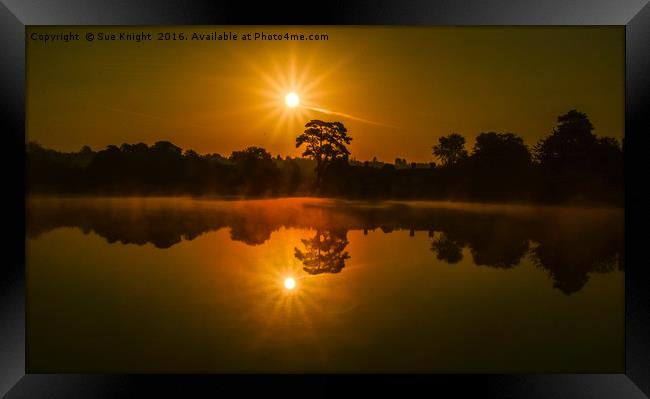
<box><xmin>26</xmin><ymin>197</ymin><xmax>624</xmax><ymax>372</ymax></box>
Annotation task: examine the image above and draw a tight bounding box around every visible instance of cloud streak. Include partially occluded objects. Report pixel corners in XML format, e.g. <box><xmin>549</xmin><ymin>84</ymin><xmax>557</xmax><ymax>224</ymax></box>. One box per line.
<box><xmin>303</xmin><ymin>105</ymin><xmax>398</xmax><ymax>129</ymax></box>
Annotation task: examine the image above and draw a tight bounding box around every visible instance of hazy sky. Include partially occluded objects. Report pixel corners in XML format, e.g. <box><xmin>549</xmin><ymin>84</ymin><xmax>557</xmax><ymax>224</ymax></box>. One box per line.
<box><xmin>27</xmin><ymin>26</ymin><xmax>624</xmax><ymax>162</ymax></box>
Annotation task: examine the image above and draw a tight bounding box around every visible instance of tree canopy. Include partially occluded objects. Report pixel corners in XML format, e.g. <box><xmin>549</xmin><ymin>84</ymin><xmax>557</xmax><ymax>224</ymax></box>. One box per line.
<box><xmin>432</xmin><ymin>133</ymin><xmax>467</xmax><ymax>167</ymax></box>
<box><xmin>296</xmin><ymin>120</ymin><xmax>352</xmax><ymax>189</ymax></box>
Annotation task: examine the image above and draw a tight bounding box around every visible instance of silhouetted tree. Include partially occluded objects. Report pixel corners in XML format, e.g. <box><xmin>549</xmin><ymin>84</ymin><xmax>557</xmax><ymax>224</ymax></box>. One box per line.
<box><xmin>533</xmin><ymin>110</ymin><xmax>623</xmax><ymax>202</ymax></box>
<box><xmin>432</xmin><ymin>133</ymin><xmax>468</xmax><ymax>167</ymax></box>
<box><xmin>533</xmin><ymin>110</ymin><xmax>596</xmax><ymax>167</ymax></box>
<box><xmin>152</xmin><ymin>141</ymin><xmax>182</xmax><ymax>154</ymax></box>
<box><xmin>184</xmin><ymin>149</ymin><xmax>199</xmax><ymax>159</ymax></box>
<box><xmin>229</xmin><ymin>146</ymin><xmax>280</xmax><ymax>195</ymax></box>
<box><xmin>278</xmin><ymin>158</ymin><xmax>302</xmax><ymax>195</ymax></box>
<box><xmin>296</xmin><ymin>120</ymin><xmax>352</xmax><ymax>190</ymax></box>
<box><xmin>469</xmin><ymin>132</ymin><xmax>532</xmax><ymax>199</ymax></box>
<box><xmin>395</xmin><ymin>158</ymin><xmax>408</xmax><ymax>169</ymax></box>
<box><xmin>473</xmin><ymin>132</ymin><xmax>530</xmax><ymax>167</ymax></box>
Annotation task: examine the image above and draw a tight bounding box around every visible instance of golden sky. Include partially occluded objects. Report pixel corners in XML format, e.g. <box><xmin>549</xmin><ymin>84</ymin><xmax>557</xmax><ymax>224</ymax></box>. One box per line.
<box><xmin>27</xmin><ymin>26</ymin><xmax>623</xmax><ymax>162</ymax></box>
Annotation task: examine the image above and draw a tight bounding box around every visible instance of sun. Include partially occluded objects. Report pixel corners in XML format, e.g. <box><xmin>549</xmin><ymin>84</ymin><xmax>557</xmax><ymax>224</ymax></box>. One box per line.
<box><xmin>285</xmin><ymin>92</ymin><xmax>300</xmax><ymax>108</ymax></box>
<box><xmin>283</xmin><ymin>277</ymin><xmax>296</xmax><ymax>290</ymax></box>
<box><xmin>237</xmin><ymin>51</ymin><xmax>348</xmax><ymax>136</ymax></box>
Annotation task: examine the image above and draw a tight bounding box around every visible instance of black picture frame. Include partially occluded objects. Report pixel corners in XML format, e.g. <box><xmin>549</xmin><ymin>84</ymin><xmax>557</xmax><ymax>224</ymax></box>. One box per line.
<box><xmin>1</xmin><ymin>1</ymin><xmax>648</xmax><ymax>397</ymax></box>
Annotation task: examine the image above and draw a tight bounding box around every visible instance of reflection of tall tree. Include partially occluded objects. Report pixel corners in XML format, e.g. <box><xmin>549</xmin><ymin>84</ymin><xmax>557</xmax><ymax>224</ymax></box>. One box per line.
<box><xmin>468</xmin><ymin>235</ymin><xmax>529</xmax><ymax>269</ymax></box>
<box><xmin>228</xmin><ymin>224</ymin><xmax>272</xmax><ymax>246</ymax></box>
<box><xmin>294</xmin><ymin>230</ymin><xmax>350</xmax><ymax>275</ymax></box>
<box><xmin>226</xmin><ymin>210</ymin><xmax>276</xmax><ymax>246</ymax></box>
<box><xmin>431</xmin><ymin>233</ymin><xmax>464</xmax><ymax>264</ymax></box>
<box><xmin>426</xmin><ymin>209</ymin><xmax>622</xmax><ymax>294</ymax></box>
<box><xmin>431</xmin><ymin>220</ymin><xmax>530</xmax><ymax>269</ymax></box>
<box><xmin>528</xmin><ymin>228</ymin><xmax>623</xmax><ymax>295</ymax></box>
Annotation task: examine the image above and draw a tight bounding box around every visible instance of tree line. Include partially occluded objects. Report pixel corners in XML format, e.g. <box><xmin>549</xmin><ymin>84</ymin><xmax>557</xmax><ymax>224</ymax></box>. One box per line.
<box><xmin>27</xmin><ymin>109</ymin><xmax>623</xmax><ymax>205</ymax></box>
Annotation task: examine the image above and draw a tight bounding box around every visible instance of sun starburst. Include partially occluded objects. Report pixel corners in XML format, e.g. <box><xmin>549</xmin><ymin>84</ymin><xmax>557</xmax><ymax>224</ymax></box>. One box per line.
<box><xmin>234</xmin><ymin>49</ymin><xmax>348</xmax><ymax>142</ymax></box>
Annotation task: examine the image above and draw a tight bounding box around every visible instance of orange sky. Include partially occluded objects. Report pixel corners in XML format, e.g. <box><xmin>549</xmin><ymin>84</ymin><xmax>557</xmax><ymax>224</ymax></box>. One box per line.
<box><xmin>27</xmin><ymin>26</ymin><xmax>624</xmax><ymax>162</ymax></box>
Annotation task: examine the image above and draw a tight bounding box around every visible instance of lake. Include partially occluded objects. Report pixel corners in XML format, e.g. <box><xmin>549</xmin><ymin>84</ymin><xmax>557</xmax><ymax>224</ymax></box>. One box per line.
<box><xmin>26</xmin><ymin>197</ymin><xmax>624</xmax><ymax>372</ymax></box>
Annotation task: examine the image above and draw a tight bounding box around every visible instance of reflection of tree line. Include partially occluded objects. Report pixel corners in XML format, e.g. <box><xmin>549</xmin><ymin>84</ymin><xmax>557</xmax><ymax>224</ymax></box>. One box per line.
<box><xmin>430</xmin><ymin>230</ymin><xmax>622</xmax><ymax>295</ymax></box>
<box><xmin>27</xmin><ymin>200</ymin><xmax>622</xmax><ymax>294</ymax></box>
